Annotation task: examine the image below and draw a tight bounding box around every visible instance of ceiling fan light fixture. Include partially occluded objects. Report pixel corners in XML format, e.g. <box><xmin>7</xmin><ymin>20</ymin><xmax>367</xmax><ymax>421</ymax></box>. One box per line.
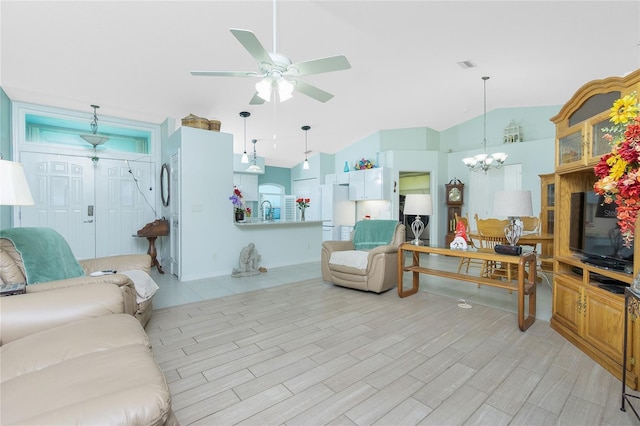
<box><xmin>256</xmin><ymin>78</ymin><xmax>272</xmax><ymax>102</ymax></box>
<box><xmin>277</xmin><ymin>78</ymin><xmax>294</xmax><ymax>102</ymax></box>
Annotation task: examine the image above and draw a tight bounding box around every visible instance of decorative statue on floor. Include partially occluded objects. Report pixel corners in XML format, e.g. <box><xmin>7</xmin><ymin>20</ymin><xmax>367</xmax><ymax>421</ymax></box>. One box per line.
<box><xmin>449</xmin><ymin>220</ymin><xmax>468</xmax><ymax>250</ymax></box>
<box><xmin>232</xmin><ymin>243</ymin><xmax>262</xmax><ymax>277</ymax></box>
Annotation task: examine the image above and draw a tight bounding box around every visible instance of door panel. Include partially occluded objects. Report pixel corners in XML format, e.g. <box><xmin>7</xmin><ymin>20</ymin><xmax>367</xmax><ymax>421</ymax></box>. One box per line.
<box><xmin>94</xmin><ymin>159</ymin><xmax>155</xmax><ymax>257</ymax></box>
<box><xmin>20</xmin><ymin>152</ymin><xmax>96</xmax><ymax>259</ymax></box>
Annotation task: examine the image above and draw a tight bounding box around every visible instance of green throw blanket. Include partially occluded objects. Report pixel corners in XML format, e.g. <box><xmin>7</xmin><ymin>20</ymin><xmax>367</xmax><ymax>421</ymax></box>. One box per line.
<box><xmin>0</xmin><ymin>227</ymin><xmax>85</xmax><ymax>284</ymax></box>
<box><xmin>352</xmin><ymin>220</ymin><xmax>398</xmax><ymax>250</ymax></box>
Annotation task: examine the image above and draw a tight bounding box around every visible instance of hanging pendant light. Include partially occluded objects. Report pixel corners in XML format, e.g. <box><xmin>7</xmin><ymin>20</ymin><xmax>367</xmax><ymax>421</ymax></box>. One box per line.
<box><xmin>246</xmin><ymin>139</ymin><xmax>262</xmax><ymax>172</ymax></box>
<box><xmin>462</xmin><ymin>76</ymin><xmax>507</xmax><ymax>173</ymax></box>
<box><xmin>80</xmin><ymin>105</ymin><xmax>109</xmax><ymax>163</ymax></box>
<box><xmin>302</xmin><ymin>125</ymin><xmax>310</xmax><ymax>170</ymax></box>
<box><xmin>239</xmin><ymin>111</ymin><xmax>250</xmax><ymax>163</ymax></box>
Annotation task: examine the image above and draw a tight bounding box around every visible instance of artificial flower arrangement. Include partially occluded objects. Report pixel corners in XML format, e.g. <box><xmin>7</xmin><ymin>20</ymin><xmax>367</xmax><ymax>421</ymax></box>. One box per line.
<box><xmin>354</xmin><ymin>158</ymin><xmax>375</xmax><ymax>170</ymax></box>
<box><xmin>296</xmin><ymin>198</ymin><xmax>310</xmax><ymax>210</ymax></box>
<box><xmin>593</xmin><ymin>92</ymin><xmax>640</xmax><ymax>248</ymax></box>
<box><xmin>229</xmin><ymin>186</ymin><xmax>245</xmax><ymax>213</ymax></box>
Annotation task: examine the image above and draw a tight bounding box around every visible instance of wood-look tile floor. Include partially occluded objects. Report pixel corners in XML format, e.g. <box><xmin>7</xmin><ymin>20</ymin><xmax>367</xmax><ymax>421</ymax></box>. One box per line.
<box><xmin>147</xmin><ymin>275</ymin><xmax>639</xmax><ymax>425</ymax></box>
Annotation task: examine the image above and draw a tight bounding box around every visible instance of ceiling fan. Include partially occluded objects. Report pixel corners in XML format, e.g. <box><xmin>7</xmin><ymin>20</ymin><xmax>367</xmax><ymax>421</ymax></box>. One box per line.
<box><xmin>190</xmin><ymin>1</ymin><xmax>351</xmax><ymax>104</ymax></box>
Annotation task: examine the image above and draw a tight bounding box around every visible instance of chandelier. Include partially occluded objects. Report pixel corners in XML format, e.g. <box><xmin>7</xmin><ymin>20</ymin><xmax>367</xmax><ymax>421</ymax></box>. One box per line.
<box><xmin>246</xmin><ymin>139</ymin><xmax>262</xmax><ymax>172</ymax></box>
<box><xmin>462</xmin><ymin>76</ymin><xmax>507</xmax><ymax>173</ymax></box>
<box><xmin>80</xmin><ymin>104</ymin><xmax>109</xmax><ymax>163</ymax></box>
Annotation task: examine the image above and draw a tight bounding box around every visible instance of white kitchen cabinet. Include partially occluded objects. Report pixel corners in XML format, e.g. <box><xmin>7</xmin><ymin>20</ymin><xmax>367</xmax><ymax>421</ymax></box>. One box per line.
<box><xmin>325</xmin><ymin>172</ymin><xmax>349</xmax><ymax>185</ymax></box>
<box><xmin>233</xmin><ymin>173</ymin><xmax>258</xmax><ymax>201</ymax></box>
<box><xmin>348</xmin><ymin>168</ymin><xmax>390</xmax><ymax>200</ymax></box>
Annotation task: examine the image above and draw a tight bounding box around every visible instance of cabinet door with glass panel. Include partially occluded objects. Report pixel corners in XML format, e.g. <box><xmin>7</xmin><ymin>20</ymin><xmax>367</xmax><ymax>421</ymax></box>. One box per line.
<box><xmin>555</xmin><ymin>88</ymin><xmax>640</xmax><ymax>171</ymax></box>
<box><xmin>554</xmin><ymin>91</ymin><xmax>622</xmax><ymax>171</ymax></box>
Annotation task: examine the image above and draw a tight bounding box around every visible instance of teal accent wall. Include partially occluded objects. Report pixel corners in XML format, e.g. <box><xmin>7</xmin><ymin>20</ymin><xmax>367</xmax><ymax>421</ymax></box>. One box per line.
<box><xmin>260</xmin><ymin>166</ymin><xmax>291</xmax><ymax>194</ymax></box>
<box><xmin>1</xmin><ymin>88</ymin><xmax>12</xmax><ymax>229</ymax></box>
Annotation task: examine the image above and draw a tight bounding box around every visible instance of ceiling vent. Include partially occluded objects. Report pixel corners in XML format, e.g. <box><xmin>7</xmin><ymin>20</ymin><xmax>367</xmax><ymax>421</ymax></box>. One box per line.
<box><xmin>457</xmin><ymin>60</ymin><xmax>476</xmax><ymax>69</ymax></box>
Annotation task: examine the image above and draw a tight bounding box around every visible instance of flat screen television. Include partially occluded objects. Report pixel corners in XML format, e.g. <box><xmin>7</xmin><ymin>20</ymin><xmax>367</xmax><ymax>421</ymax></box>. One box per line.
<box><xmin>569</xmin><ymin>191</ymin><xmax>633</xmax><ymax>273</ymax></box>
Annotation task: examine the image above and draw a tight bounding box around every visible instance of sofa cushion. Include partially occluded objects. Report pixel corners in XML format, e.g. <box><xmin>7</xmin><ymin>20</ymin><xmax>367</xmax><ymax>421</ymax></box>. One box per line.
<box><xmin>0</xmin><ymin>228</ymin><xmax>85</xmax><ymax>284</ymax></box>
<box><xmin>0</xmin><ymin>248</ymin><xmax>24</xmax><ymax>284</ymax></box>
<box><xmin>0</xmin><ymin>314</ymin><xmax>172</xmax><ymax>426</ymax></box>
<box><xmin>1</xmin><ymin>314</ymin><xmax>149</xmax><ymax>382</ymax></box>
<box><xmin>329</xmin><ymin>250</ymin><xmax>369</xmax><ymax>270</ymax></box>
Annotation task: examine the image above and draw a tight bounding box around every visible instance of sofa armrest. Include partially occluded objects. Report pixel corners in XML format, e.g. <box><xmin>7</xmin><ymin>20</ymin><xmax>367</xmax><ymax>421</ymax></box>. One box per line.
<box><xmin>0</xmin><ymin>283</ymin><xmax>126</xmax><ymax>345</ymax></box>
<box><xmin>322</xmin><ymin>240</ymin><xmax>355</xmax><ymax>254</ymax></box>
<box><xmin>80</xmin><ymin>254</ymin><xmax>151</xmax><ymax>274</ymax></box>
<box><xmin>367</xmin><ymin>244</ymin><xmax>400</xmax><ymax>257</ymax></box>
<box><xmin>25</xmin><ymin>275</ymin><xmax>138</xmax><ymax>316</ymax></box>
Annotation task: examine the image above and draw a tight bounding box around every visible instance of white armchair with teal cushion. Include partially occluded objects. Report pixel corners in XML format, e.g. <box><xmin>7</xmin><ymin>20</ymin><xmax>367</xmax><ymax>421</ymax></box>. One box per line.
<box><xmin>321</xmin><ymin>220</ymin><xmax>405</xmax><ymax>293</ymax></box>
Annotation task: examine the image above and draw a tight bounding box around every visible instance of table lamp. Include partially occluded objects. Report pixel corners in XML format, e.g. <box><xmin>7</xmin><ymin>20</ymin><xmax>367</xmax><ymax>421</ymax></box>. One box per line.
<box><xmin>493</xmin><ymin>190</ymin><xmax>533</xmax><ymax>246</ymax></box>
<box><xmin>0</xmin><ymin>159</ymin><xmax>34</xmax><ymax>206</ymax></box>
<box><xmin>404</xmin><ymin>194</ymin><xmax>433</xmax><ymax>245</ymax></box>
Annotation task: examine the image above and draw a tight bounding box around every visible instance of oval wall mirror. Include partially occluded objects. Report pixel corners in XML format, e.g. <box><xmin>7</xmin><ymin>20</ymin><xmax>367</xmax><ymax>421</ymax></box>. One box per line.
<box><xmin>160</xmin><ymin>163</ymin><xmax>170</xmax><ymax>207</ymax></box>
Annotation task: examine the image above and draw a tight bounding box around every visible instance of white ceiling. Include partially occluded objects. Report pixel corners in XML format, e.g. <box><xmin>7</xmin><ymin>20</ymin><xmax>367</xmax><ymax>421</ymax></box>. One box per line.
<box><xmin>2</xmin><ymin>1</ymin><xmax>639</xmax><ymax>168</ymax></box>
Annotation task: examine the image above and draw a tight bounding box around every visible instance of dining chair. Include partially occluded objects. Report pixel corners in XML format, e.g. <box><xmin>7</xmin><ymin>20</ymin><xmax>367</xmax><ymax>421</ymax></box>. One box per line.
<box><xmin>455</xmin><ymin>213</ymin><xmax>483</xmax><ymax>274</ymax></box>
<box><xmin>474</xmin><ymin>214</ymin><xmax>516</xmax><ymax>286</ymax></box>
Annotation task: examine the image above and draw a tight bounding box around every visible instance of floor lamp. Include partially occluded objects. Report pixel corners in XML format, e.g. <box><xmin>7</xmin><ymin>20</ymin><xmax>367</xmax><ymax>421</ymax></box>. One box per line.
<box><xmin>404</xmin><ymin>194</ymin><xmax>433</xmax><ymax>245</ymax></box>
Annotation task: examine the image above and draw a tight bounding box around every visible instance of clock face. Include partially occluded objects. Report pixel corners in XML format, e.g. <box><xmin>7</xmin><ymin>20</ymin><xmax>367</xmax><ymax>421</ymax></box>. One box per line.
<box><xmin>449</xmin><ymin>187</ymin><xmax>461</xmax><ymax>202</ymax></box>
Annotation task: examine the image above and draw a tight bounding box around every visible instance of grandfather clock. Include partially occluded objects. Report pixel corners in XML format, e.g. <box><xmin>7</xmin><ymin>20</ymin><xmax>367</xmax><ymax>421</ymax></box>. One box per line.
<box><xmin>444</xmin><ymin>178</ymin><xmax>464</xmax><ymax>246</ymax></box>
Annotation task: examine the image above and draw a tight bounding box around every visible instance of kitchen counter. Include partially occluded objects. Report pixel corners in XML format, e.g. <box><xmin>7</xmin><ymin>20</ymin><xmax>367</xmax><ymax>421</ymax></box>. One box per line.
<box><xmin>235</xmin><ymin>219</ymin><xmax>323</xmax><ymax>227</ymax></box>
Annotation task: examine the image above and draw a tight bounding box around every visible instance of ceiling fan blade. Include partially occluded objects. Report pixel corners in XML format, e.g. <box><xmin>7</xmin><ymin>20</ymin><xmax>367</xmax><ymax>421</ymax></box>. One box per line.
<box><xmin>287</xmin><ymin>55</ymin><xmax>351</xmax><ymax>76</ymax></box>
<box><xmin>294</xmin><ymin>80</ymin><xmax>334</xmax><ymax>103</ymax></box>
<box><xmin>230</xmin><ymin>28</ymin><xmax>273</xmax><ymax>65</ymax></box>
<box><xmin>249</xmin><ymin>93</ymin><xmax>266</xmax><ymax>105</ymax></box>
<box><xmin>191</xmin><ymin>70</ymin><xmax>257</xmax><ymax>77</ymax></box>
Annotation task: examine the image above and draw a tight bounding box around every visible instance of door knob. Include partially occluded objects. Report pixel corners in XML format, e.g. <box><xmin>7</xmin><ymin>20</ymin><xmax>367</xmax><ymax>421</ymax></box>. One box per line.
<box><xmin>84</xmin><ymin>220</ymin><xmax>94</xmax><ymax>223</ymax></box>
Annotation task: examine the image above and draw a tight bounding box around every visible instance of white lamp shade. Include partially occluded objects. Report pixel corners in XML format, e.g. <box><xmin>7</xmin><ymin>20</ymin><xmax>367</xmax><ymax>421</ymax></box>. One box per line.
<box><xmin>0</xmin><ymin>159</ymin><xmax>35</xmax><ymax>206</ymax></box>
<box><xmin>403</xmin><ymin>194</ymin><xmax>433</xmax><ymax>216</ymax></box>
<box><xmin>255</xmin><ymin>78</ymin><xmax>272</xmax><ymax>102</ymax></box>
<box><xmin>492</xmin><ymin>190</ymin><xmax>533</xmax><ymax>217</ymax></box>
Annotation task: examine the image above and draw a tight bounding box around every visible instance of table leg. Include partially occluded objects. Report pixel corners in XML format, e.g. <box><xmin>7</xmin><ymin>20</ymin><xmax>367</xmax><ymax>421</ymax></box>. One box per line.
<box><xmin>517</xmin><ymin>254</ymin><xmax>536</xmax><ymax>331</ymax></box>
<box><xmin>146</xmin><ymin>236</ymin><xmax>165</xmax><ymax>274</ymax></box>
<box><xmin>397</xmin><ymin>246</ymin><xmax>420</xmax><ymax>298</ymax></box>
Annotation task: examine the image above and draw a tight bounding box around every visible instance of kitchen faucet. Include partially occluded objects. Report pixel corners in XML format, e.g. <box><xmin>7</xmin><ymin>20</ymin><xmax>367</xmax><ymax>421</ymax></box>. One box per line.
<box><xmin>260</xmin><ymin>200</ymin><xmax>272</xmax><ymax>221</ymax></box>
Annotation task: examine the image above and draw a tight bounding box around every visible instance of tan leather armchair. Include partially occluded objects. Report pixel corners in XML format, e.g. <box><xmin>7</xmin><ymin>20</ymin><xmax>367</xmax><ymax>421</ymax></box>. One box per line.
<box><xmin>0</xmin><ymin>234</ymin><xmax>154</xmax><ymax>326</ymax></box>
<box><xmin>321</xmin><ymin>221</ymin><xmax>405</xmax><ymax>293</ymax></box>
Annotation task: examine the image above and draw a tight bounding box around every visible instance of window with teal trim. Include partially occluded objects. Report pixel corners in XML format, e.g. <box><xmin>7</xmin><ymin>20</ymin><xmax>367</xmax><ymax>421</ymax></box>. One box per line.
<box><xmin>25</xmin><ymin>114</ymin><xmax>150</xmax><ymax>154</ymax></box>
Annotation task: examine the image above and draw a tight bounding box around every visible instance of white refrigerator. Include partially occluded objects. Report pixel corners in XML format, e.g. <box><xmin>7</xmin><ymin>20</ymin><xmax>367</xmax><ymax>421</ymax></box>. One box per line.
<box><xmin>321</xmin><ymin>184</ymin><xmax>356</xmax><ymax>241</ymax></box>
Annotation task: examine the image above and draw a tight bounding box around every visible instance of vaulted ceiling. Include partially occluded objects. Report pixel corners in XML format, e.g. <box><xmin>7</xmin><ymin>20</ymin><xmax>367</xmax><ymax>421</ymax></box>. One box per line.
<box><xmin>2</xmin><ymin>1</ymin><xmax>639</xmax><ymax>167</ymax></box>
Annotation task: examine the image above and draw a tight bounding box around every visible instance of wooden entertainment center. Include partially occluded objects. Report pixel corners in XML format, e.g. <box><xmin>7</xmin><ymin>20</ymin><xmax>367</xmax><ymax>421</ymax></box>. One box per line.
<box><xmin>550</xmin><ymin>69</ymin><xmax>640</xmax><ymax>390</ymax></box>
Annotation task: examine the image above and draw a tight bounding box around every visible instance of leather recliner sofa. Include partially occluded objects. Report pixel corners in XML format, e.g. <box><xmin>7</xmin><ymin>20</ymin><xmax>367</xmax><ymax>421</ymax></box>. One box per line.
<box><xmin>321</xmin><ymin>220</ymin><xmax>406</xmax><ymax>293</ymax></box>
<box><xmin>0</xmin><ymin>237</ymin><xmax>155</xmax><ymax>326</ymax></box>
<box><xmin>0</xmin><ymin>281</ymin><xmax>178</xmax><ymax>425</ymax></box>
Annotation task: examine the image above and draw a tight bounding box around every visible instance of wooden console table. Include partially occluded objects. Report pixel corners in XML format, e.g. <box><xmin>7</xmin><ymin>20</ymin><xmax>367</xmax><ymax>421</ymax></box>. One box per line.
<box><xmin>397</xmin><ymin>244</ymin><xmax>537</xmax><ymax>331</ymax></box>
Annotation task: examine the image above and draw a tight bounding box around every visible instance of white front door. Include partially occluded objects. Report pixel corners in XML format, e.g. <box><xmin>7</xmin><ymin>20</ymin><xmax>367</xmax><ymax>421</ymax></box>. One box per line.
<box><xmin>94</xmin><ymin>158</ymin><xmax>155</xmax><ymax>258</ymax></box>
<box><xmin>19</xmin><ymin>152</ymin><xmax>154</xmax><ymax>260</ymax></box>
<box><xmin>20</xmin><ymin>152</ymin><xmax>96</xmax><ymax>259</ymax></box>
